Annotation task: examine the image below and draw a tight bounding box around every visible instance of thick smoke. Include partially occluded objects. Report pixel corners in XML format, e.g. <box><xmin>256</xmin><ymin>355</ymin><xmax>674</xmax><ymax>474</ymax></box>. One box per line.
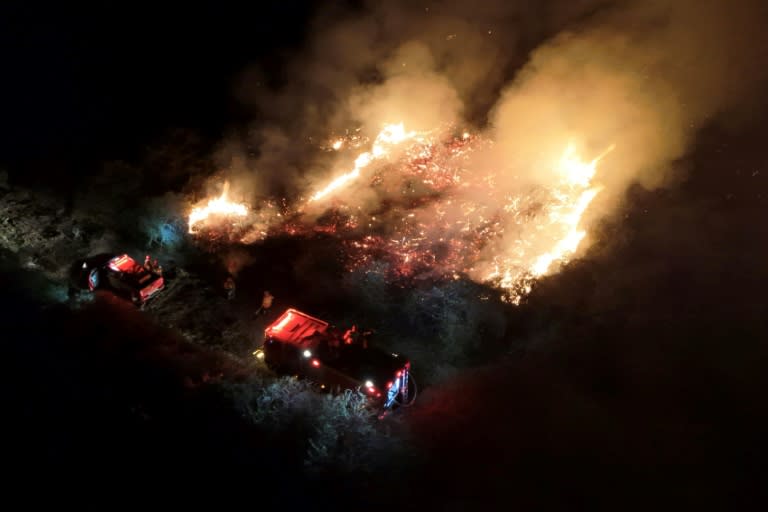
<box><xmin>467</xmin><ymin>0</ymin><xmax>768</xmax><ymax>278</ymax></box>
<box><xmin>223</xmin><ymin>0</ymin><xmax>604</xmax><ymax>197</ymax></box>
<box><xmin>346</xmin><ymin>41</ymin><xmax>463</xmax><ymax>134</ymax></box>
<box><xmin>215</xmin><ymin>0</ymin><xmax>768</xmax><ymax>285</ymax></box>
<box><xmin>489</xmin><ymin>0</ymin><xmax>768</xmax><ymax>201</ymax></box>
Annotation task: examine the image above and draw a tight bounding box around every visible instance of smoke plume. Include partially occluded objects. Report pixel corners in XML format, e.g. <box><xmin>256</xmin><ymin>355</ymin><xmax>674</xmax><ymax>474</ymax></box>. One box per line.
<box><xmin>490</xmin><ymin>0</ymin><xmax>768</xmax><ymax>197</ymax></box>
<box><xmin>213</xmin><ymin>0</ymin><xmax>768</xmax><ymax>289</ymax></box>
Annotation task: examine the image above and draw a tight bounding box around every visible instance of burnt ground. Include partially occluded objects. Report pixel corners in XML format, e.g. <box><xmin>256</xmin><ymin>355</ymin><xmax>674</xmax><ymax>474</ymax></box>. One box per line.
<box><xmin>3</xmin><ymin>113</ymin><xmax>768</xmax><ymax>508</ymax></box>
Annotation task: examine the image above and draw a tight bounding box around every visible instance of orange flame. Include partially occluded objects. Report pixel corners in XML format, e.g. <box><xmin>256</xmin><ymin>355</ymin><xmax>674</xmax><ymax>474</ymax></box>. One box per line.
<box><xmin>530</xmin><ymin>185</ymin><xmax>601</xmax><ymax>276</ymax></box>
<box><xmin>308</xmin><ymin>123</ymin><xmax>420</xmax><ymax>203</ymax></box>
<box><xmin>188</xmin><ymin>181</ymin><xmax>248</xmax><ymax>234</ymax></box>
<box><xmin>186</xmin><ymin>129</ymin><xmax>614</xmax><ymax>307</ymax></box>
<box><xmin>485</xmin><ymin>142</ymin><xmax>614</xmax><ymax>302</ymax></box>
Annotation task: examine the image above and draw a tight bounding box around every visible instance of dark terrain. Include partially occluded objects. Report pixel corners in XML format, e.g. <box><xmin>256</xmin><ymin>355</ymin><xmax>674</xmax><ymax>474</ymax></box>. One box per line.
<box><xmin>4</xmin><ymin>114</ymin><xmax>768</xmax><ymax>508</ymax></box>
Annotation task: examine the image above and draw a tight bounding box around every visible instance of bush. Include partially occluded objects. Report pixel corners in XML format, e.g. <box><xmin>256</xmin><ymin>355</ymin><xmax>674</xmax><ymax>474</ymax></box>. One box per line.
<box><xmin>137</xmin><ymin>193</ymin><xmax>187</xmax><ymax>250</ymax></box>
<box><xmin>304</xmin><ymin>389</ymin><xmax>383</xmax><ymax>473</ymax></box>
<box><xmin>340</xmin><ymin>261</ymin><xmax>393</xmax><ymax>316</ymax></box>
<box><xmin>358</xmin><ymin>280</ymin><xmax>510</xmax><ymax>385</ymax></box>
<box><xmin>227</xmin><ymin>376</ymin><xmax>405</xmax><ymax>474</ymax></box>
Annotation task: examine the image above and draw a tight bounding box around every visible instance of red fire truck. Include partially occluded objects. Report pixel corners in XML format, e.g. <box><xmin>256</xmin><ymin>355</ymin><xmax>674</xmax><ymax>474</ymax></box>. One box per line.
<box><xmin>260</xmin><ymin>308</ymin><xmax>414</xmax><ymax>411</ymax></box>
<box><xmin>82</xmin><ymin>253</ymin><xmax>165</xmax><ymax>306</ymax></box>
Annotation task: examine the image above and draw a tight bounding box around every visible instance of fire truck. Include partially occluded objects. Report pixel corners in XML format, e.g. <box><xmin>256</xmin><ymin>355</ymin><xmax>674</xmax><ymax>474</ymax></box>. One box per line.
<box><xmin>80</xmin><ymin>253</ymin><xmax>165</xmax><ymax>306</ymax></box>
<box><xmin>259</xmin><ymin>308</ymin><xmax>414</xmax><ymax>411</ymax></box>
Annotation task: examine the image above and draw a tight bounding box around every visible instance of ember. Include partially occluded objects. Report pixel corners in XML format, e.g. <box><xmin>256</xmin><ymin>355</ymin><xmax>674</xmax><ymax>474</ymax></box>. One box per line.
<box><xmin>189</xmin><ymin>124</ymin><xmax>612</xmax><ymax>303</ymax></box>
<box><xmin>308</xmin><ymin>123</ymin><xmax>422</xmax><ymax>203</ymax></box>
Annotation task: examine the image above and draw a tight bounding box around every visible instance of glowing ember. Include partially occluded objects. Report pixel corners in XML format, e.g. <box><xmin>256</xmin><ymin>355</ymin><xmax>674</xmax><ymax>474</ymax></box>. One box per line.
<box><xmin>188</xmin><ymin>181</ymin><xmax>248</xmax><ymax>234</ymax></box>
<box><xmin>190</xmin><ymin>124</ymin><xmax>613</xmax><ymax>305</ymax></box>
<box><xmin>324</xmin><ymin>134</ymin><xmax>614</xmax><ymax>302</ymax></box>
<box><xmin>308</xmin><ymin>122</ymin><xmax>420</xmax><ymax>203</ymax></box>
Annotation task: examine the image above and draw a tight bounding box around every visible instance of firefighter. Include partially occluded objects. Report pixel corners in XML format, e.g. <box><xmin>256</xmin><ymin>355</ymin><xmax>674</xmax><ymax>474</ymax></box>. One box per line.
<box><xmin>262</xmin><ymin>290</ymin><xmax>274</xmax><ymax>310</ymax></box>
<box><xmin>360</xmin><ymin>328</ymin><xmax>373</xmax><ymax>349</ymax></box>
<box><xmin>144</xmin><ymin>255</ymin><xmax>152</xmax><ymax>271</ymax></box>
<box><xmin>343</xmin><ymin>325</ymin><xmax>358</xmax><ymax>345</ymax></box>
<box><xmin>223</xmin><ymin>275</ymin><xmax>236</xmax><ymax>300</ymax></box>
<box><xmin>254</xmin><ymin>290</ymin><xmax>274</xmax><ymax>316</ymax></box>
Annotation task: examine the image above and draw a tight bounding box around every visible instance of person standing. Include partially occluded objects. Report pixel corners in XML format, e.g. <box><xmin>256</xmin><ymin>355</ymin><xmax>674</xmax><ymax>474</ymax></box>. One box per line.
<box><xmin>223</xmin><ymin>275</ymin><xmax>236</xmax><ymax>300</ymax></box>
<box><xmin>254</xmin><ymin>290</ymin><xmax>274</xmax><ymax>316</ymax></box>
<box><xmin>343</xmin><ymin>325</ymin><xmax>358</xmax><ymax>345</ymax></box>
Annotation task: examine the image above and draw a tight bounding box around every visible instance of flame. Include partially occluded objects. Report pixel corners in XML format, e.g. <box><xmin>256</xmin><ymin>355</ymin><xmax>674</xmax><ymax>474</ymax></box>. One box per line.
<box><xmin>188</xmin><ymin>181</ymin><xmax>249</xmax><ymax>234</ymax></box>
<box><xmin>527</xmin><ymin>143</ymin><xmax>614</xmax><ymax>276</ymax></box>
<box><xmin>530</xmin><ymin>186</ymin><xmax>601</xmax><ymax>276</ymax></box>
<box><xmin>559</xmin><ymin>143</ymin><xmax>615</xmax><ymax>187</ymax></box>
<box><xmin>303</xmin><ymin>132</ymin><xmax>614</xmax><ymax>304</ymax></box>
<box><xmin>484</xmin><ymin>142</ymin><xmax>614</xmax><ymax>301</ymax></box>
<box><xmin>308</xmin><ymin>122</ymin><xmax>420</xmax><ymax>203</ymax></box>
<box><xmin>189</xmin><ymin>127</ymin><xmax>614</xmax><ymax>306</ymax></box>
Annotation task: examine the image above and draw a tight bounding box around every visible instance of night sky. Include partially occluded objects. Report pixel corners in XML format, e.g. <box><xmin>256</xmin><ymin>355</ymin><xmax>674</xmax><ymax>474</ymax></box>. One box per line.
<box><xmin>0</xmin><ymin>2</ymin><xmax>317</xmax><ymax>185</ymax></box>
<box><xmin>3</xmin><ymin>1</ymin><xmax>768</xmax><ymax>508</ymax></box>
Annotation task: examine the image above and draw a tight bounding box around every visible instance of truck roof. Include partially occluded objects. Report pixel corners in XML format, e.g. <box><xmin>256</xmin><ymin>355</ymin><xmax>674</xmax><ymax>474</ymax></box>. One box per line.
<box><xmin>265</xmin><ymin>308</ymin><xmax>329</xmax><ymax>345</ymax></box>
<box><xmin>108</xmin><ymin>254</ymin><xmax>140</xmax><ymax>273</ymax></box>
<box><xmin>107</xmin><ymin>253</ymin><xmax>163</xmax><ymax>290</ymax></box>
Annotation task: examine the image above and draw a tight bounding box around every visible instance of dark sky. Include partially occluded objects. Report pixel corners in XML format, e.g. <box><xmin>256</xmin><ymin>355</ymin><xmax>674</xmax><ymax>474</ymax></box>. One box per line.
<box><xmin>0</xmin><ymin>1</ymin><xmax>319</xmax><ymax>179</ymax></box>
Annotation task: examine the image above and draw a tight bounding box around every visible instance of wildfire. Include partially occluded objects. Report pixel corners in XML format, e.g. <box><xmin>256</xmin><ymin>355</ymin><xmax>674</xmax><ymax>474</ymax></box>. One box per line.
<box><xmin>529</xmin><ymin>143</ymin><xmax>614</xmax><ymax>276</ymax></box>
<box><xmin>189</xmin><ymin>124</ymin><xmax>613</xmax><ymax>304</ymax></box>
<box><xmin>483</xmin><ymin>143</ymin><xmax>613</xmax><ymax>301</ymax></box>
<box><xmin>188</xmin><ymin>181</ymin><xmax>249</xmax><ymax>234</ymax></box>
<box><xmin>330</xmin><ymin>135</ymin><xmax>614</xmax><ymax>302</ymax></box>
<box><xmin>530</xmin><ymin>186</ymin><xmax>601</xmax><ymax>276</ymax></box>
<box><xmin>308</xmin><ymin>122</ymin><xmax>421</xmax><ymax>203</ymax></box>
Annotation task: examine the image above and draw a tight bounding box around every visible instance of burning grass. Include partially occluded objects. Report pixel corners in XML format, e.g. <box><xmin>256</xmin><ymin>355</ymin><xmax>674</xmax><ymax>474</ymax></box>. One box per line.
<box><xmin>188</xmin><ymin>123</ymin><xmax>612</xmax><ymax>303</ymax></box>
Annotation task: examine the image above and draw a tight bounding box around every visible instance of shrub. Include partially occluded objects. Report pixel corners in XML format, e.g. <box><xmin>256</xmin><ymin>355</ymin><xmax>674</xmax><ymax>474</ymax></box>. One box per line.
<box><xmin>227</xmin><ymin>376</ymin><xmax>404</xmax><ymax>474</ymax></box>
<box><xmin>374</xmin><ymin>280</ymin><xmax>509</xmax><ymax>385</ymax></box>
<box><xmin>137</xmin><ymin>193</ymin><xmax>187</xmax><ymax>250</ymax></box>
<box><xmin>340</xmin><ymin>261</ymin><xmax>393</xmax><ymax>316</ymax></box>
